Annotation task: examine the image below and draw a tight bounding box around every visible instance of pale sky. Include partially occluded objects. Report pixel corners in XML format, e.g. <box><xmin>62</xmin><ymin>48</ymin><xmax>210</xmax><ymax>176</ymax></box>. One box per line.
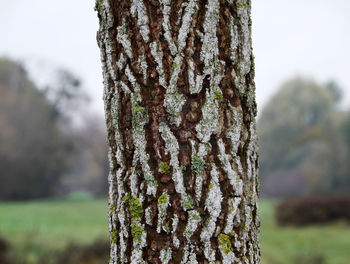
<box><xmin>1</xmin><ymin>0</ymin><xmax>350</xmax><ymax>115</ymax></box>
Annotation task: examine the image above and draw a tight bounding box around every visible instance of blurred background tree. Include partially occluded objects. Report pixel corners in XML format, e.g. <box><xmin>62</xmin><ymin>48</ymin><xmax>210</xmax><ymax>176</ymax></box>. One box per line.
<box><xmin>61</xmin><ymin>114</ymin><xmax>108</xmax><ymax>197</ymax></box>
<box><xmin>0</xmin><ymin>57</ymin><xmax>108</xmax><ymax>200</ymax></box>
<box><xmin>258</xmin><ymin>77</ymin><xmax>349</xmax><ymax>197</ymax></box>
<box><xmin>42</xmin><ymin>68</ymin><xmax>90</xmax><ymax>120</ymax></box>
<box><xmin>0</xmin><ymin>58</ymin><xmax>70</xmax><ymax>200</ymax></box>
<box><xmin>341</xmin><ymin>112</ymin><xmax>350</xmax><ymax>188</ymax></box>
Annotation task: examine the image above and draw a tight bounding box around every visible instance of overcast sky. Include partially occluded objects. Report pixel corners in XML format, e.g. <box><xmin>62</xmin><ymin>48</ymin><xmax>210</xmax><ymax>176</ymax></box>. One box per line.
<box><xmin>1</xmin><ymin>0</ymin><xmax>350</xmax><ymax>115</ymax></box>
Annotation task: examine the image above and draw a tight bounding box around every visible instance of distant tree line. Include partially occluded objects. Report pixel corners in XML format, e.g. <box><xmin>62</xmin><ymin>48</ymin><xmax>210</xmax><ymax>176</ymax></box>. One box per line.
<box><xmin>0</xmin><ymin>58</ymin><xmax>108</xmax><ymax>200</ymax></box>
<box><xmin>259</xmin><ymin>77</ymin><xmax>350</xmax><ymax>197</ymax></box>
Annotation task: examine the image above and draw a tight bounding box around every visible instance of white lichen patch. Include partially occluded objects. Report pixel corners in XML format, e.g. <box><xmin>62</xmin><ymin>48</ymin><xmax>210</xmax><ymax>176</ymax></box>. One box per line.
<box><xmin>217</xmin><ymin>233</ymin><xmax>237</xmax><ymax>264</ymax></box>
<box><xmin>130</xmin><ymin>225</ymin><xmax>147</xmax><ymax>263</ymax></box>
<box><xmin>229</xmin><ymin>14</ymin><xmax>238</xmax><ymax>63</ymax></box>
<box><xmin>226</xmin><ymin>104</ymin><xmax>243</xmax><ymax>155</ymax></box>
<box><xmin>236</xmin><ymin>0</ymin><xmax>251</xmax><ymax>76</ymax></box>
<box><xmin>200</xmin><ymin>0</ymin><xmax>220</xmax><ymax>72</ymax></box>
<box><xmin>188</xmin><ymin>59</ymin><xmax>204</xmax><ymax>94</ymax></box>
<box><xmin>217</xmin><ymin>139</ymin><xmax>243</xmax><ymax>195</ymax></box>
<box><xmin>200</xmin><ymin>166</ymin><xmax>223</xmax><ymax>262</ymax></box>
<box><xmin>173</xmin><ymin>236</ymin><xmax>180</xmax><ymax>250</ymax></box>
<box><xmin>157</xmin><ymin>192</ymin><xmax>170</xmax><ymax>233</ymax></box>
<box><xmin>117</xmin><ymin>206</ymin><xmax>128</xmax><ymax>263</ymax></box>
<box><xmin>177</xmin><ymin>0</ymin><xmax>198</xmax><ymax>53</ymax></box>
<box><xmin>200</xmin><ymin>166</ymin><xmax>222</xmax><ymax>239</ymax></box>
<box><xmin>137</xmin><ymin>53</ymin><xmax>148</xmax><ymax>83</ymax></box>
<box><xmin>125</xmin><ymin>65</ymin><xmax>141</xmax><ymax>94</ymax></box>
<box><xmin>130</xmin><ymin>0</ymin><xmax>150</xmax><ymax>43</ymax></box>
<box><xmin>150</xmin><ymin>41</ymin><xmax>167</xmax><ymax>89</ymax></box>
<box><xmin>242</xmin><ymin>205</ymin><xmax>253</xmax><ymax>241</ymax></box>
<box><xmin>234</xmin><ymin>236</ymin><xmax>242</xmax><ymax>251</ymax></box>
<box><xmin>119</xmin><ymin>81</ymin><xmax>132</xmax><ymax>94</ymax></box>
<box><xmin>119</xmin><ymin>233</ymin><xmax>127</xmax><ymax>263</ymax></box>
<box><xmin>117</xmin><ymin>19</ymin><xmax>133</xmax><ymax>59</ymax></box>
<box><xmin>101</xmin><ymin>0</ymin><xmax>114</xmax><ymax>29</ymax></box>
<box><xmin>130</xmin><ymin>249</ymin><xmax>146</xmax><ymax>264</ymax></box>
<box><xmin>160</xmin><ymin>247</ymin><xmax>172</xmax><ymax>264</ymax></box>
<box><xmin>129</xmin><ymin>196</ymin><xmax>147</xmax><ymax>263</ymax></box>
<box><xmin>159</xmin><ymin>0</ymin><xmax>177</xmax><ymax>55</ymax></box>
<box><xmin>187</xmin><ymin>252</ymin><xmax>199</xmax><ymax>264</ymax></box>
<box><xmin>224</xmin><ymin>197</ymin><xmax>242</xmax><ymax>234</ymax></box>
<box><xmin>246</xmin><ymin>122</ymin><xmax>258</xmax><ymax>180</ymax></box>
<box><xmin>164</xmin><ymin>92</ymin><xmax>186</xmax><ymax>127</ymax></box>
<box><xmin>189</xmin><ymin>140</ymin><xmax>209</xmax><ymax>203</ymax></box>
<box><xmin>233</xmin><ymin>76</ymin><xmax>245</xmax><ymax>97</ymax></box>
<box><xmin>195</xmin><ymin>0</ymin><xmax>227</xmax><ymax>143</ymax></box>
<box><xmin>168</xmin><ymin>55</ymin><xmax>183</xmax><ymax>93</ymax></box>
<box><xmin>203</xmin><ymin>240</ymin><xmax>216</xmax><ymax>262</ymax></box>
<box><xmin>194</xmin><ymin>174</ymin><xmax>204</xmax><ymax>203</ymax></box>
<box><xmin>183</xmin><ymin>210</ymin><xmax>201</xmax><ymax>240</ymax></box>
<box><xmin>171</xmin><ymin>214</ymin><xmax>180</xmax><ymax>248</ymax></box>
<box><xmin>130</xmin><ymin>169</ymin><xmax>139</xmax><ymax>197</ymax></box>
<box><xmin>176</xmin><ymin>2</ymin><xmax>187</xmax><ymax>26</ymax></box>
<box><xmin>110</xmin><ymin>92</ymin><xmax>123</xmax><ymax>149</ymax></box>
<box><xmin>195</xmin><ymin>90</ymin><xmax>221</xmax><ymax>143</ymax></box>
<box><xmin>158</xmin><ymin>122</ymin><xmax>187</xmax><ymax>197</ymax></box>
<box><xmin>198</xmin><ymin>143</ymin><xmax>209</xmax><ymax>157</ymax></box>
<box><xmin>232</xmin><ymin>0</ymin><xmax>253</xmax><ymax>98</ymax></box>
<box><xmin>220</xmin><ymin>248</ymin><xmax>236</xmax><ymax>264</ymax></box>
<box><xmin>181</xmin><ymin>245</ymin><xmax>190</xmax><ymax>264</ymax></box>
<box><xmin>117</xmin><ymin>53</ymin><xmax>126</xmax><ymax>70</ymax></box>
<box><xmin>109</xmin><ymin>152</ymin><xmax>123</xmax><ymax>261</ymax></box>
<box><xmin>145</xmin><ymin>206</ymin><xmax>153</xmax><ymax>226</ymax></box>
<box><xmin>131</xmin><ymin>96</ymin><xmax>157</xmax><ymax>196</ymax></box>
<box><xmin>181</xmin><ymin>245</ymin><xmax>199</xmax><ymax>264</ymax></box>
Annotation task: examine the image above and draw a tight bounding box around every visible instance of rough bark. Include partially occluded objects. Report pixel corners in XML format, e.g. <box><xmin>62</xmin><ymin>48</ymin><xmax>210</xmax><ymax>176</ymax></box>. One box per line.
<box><xmin>96</xmin><ymin>0</ymin><xmax>260</xmax><ymax>263</ymax></box>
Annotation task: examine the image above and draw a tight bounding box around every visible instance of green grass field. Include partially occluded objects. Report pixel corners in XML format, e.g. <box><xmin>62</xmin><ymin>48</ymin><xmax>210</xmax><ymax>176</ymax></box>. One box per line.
<box><xmin>0</xmin><ymin>198</ymin><xmax>349</xmax><ymax>264</ymax></box>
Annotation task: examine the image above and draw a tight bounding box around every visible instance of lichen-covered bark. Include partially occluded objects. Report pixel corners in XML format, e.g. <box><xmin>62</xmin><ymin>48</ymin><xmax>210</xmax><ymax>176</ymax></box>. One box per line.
<box><xmin>96</xmin><ymin>0</ymin><xmax>260</xmax><ymax>263</ymax></box>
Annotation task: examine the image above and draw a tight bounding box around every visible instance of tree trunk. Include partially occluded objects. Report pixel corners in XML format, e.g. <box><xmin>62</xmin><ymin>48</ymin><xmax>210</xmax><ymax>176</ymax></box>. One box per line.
<box><xmin>96</xmin><ymin>0</ymin><xmax>260</xmax><ymax>263</ymax></box>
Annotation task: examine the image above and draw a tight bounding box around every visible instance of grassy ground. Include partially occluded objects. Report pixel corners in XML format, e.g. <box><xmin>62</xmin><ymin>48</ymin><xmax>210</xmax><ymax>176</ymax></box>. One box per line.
<box><xmin>0</xmin><ymin>198</ymin><xmax>349</xmax><ymax>263</ymax></box>
<box><xmin>0</xmin><ymin>198</ymin><xmax>109</xmax><ymax>263</ymax></box>
<box><xmin>260</xmin><ymin>200</ymin><xmax>350</xmax><ymax>264</ymax></box>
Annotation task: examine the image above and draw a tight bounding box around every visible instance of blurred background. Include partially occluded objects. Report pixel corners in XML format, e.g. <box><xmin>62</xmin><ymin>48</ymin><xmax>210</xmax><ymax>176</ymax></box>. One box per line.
<box><xmin>0</xmin><ymin>0</ymin><xmax>350</xmax><ymax>263</ymax></box>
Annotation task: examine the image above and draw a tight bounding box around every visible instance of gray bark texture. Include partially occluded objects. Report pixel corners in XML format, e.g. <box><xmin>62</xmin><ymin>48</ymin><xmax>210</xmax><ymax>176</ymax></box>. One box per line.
<box><xmin>96</xmin><ymin>0</ymin><xmax>260</xmax><ymax>263</ymax></box>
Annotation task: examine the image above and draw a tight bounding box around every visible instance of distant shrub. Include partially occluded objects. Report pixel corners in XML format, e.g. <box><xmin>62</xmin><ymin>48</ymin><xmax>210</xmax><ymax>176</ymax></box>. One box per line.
<box><xmin>276</xmin><ymin>194</ymin><xmax>350</xmax><ymax>226</ymax></box>
<box><xmin>294</xmin><ymin>252</ymin><xmax>325</xmax><ymax>264</ymax></box>
<box><xmin>41</xmin><ymin>239</ymin><xmax>109</xmax><ymax>264</ymax></box>
<box><xmin>0</xmin><ymin>236</ymin><xmax>109</xmax><ymax>264</ymax></box>
<box><xmin>0</xmin><ymin>237</ymin><xmax>10</xmax><ymax>264</ymax></box>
